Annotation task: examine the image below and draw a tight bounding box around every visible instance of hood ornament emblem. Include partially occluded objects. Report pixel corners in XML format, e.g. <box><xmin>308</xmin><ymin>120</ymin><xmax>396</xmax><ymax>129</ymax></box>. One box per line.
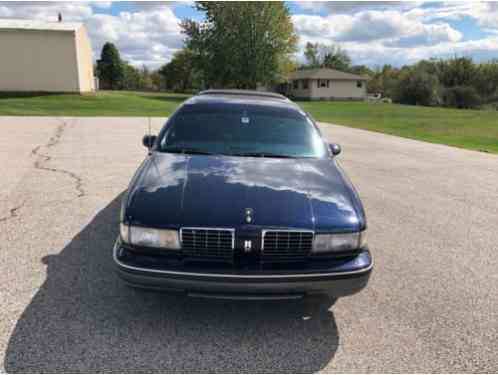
<box><xmin>245</xmin><ymin>208</ymin><xmax>253</xmax><ymax>223</ymax></box>
<box><xmin>244</xmin><ymin>240</ymin><xmax>252</xmax><ymax>253</ymax></box>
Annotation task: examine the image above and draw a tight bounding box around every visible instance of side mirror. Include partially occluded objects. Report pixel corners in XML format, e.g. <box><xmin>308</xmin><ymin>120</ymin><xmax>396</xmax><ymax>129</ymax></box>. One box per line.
<box><xmin>329</xmin><ymin>143</ymin><xmax>341</xmax><ymax>156</ymax></box>
<box><xmin>142</xmin><ymin>134</ymin><xmax>157</xmax><ymax>149</ymax></box>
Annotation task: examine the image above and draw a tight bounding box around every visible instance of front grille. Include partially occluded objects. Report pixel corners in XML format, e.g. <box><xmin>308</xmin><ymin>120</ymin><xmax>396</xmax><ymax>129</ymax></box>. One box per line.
<box><xmin>180</xmin><ymin>227</ymin><xmax>234</xmax><ymax>261</ymax></box>
<box><xmin>261</xmin><ymin>230</ymin><xmax>314</xmax><ymax>262</ymax></box>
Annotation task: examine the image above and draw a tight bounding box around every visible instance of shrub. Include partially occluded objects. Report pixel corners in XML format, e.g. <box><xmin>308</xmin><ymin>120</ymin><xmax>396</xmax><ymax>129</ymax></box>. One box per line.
<box><xmin>396</xmin><ymin>68</ymin><xmax>441</xmax><ymax>106</ymax></box>
<box><xmin>442</xmin><ymin>86</ymin><xmax>481</xmax><ymax>109</ymax></box>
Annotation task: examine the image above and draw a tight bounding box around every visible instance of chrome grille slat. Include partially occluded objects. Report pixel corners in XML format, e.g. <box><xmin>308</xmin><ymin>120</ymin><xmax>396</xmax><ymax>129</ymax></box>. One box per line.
<box><xmin>181</xmin><ymin>227</ymin><xmax>234</xmax><ymax>260</ymax></box>
<box><xmin>261</xmin><ymin>230</ymin><xmax>314</xmax><ymax>261</ymax></box>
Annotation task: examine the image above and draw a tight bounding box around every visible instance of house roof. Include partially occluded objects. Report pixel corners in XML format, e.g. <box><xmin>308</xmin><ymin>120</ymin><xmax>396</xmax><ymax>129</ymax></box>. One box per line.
<box><xmin>290</xmin><ymin>68</ymin><xmax>368</xmax><ymax>81</ymax></box>
<box><xmin>0</xmin><ymin>19</ymin><xmax>82</xmax><ymax>32</ymax></box>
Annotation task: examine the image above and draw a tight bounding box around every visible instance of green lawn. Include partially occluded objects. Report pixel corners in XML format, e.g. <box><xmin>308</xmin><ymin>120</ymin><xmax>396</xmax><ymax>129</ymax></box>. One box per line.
<box><xmin>1</xmin><ymin>90</ymin><xmax>497</xmax><ymax>154</ymax></box>
<box><xmin>299</xmin><ymin>101</ymin><xmax>498</xmax><ymax>154</ymax></box>
<box><xmin>0</xmin><ymin>91</ymin><xmax>188</xmax><ymax>117</ymax></box>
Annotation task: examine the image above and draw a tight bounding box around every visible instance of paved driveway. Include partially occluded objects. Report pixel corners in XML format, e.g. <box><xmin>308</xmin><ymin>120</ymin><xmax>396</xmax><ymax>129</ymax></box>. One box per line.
<box><xmin>0</xmin><ymin>117</ymin><xmax>497</xmax><ymax>372</ymax></box>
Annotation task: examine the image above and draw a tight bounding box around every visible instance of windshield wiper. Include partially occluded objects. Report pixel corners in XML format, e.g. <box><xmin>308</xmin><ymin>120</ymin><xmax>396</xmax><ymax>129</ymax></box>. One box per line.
<box><xmin>229</xmin><ymin>151</ymin><xmax>296</xmax><ymax>158</ymax></box>
<box><xmin>161</xmin><ymin>146</ymin><xmax>216</xmax><ymax>155</ymax></box>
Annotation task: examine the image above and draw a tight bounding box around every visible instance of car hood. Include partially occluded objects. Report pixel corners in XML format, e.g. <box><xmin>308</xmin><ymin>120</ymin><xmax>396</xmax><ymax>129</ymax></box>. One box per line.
<box><xmin>126</xmin><ymin>153</ymin><xmax>364</xmax><ymax>232</ymax></box>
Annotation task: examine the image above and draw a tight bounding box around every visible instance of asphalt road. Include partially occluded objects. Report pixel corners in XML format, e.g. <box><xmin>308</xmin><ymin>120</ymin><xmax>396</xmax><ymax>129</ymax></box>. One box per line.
<box><xmin>0</xmin><ymin>116</ymin><xmax>497</xmax><ymax>373</ymax></box>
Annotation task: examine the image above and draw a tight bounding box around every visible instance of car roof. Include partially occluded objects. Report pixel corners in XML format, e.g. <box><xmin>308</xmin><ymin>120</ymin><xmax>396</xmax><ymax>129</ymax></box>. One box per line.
<box><xmin>199</xmin><ymin>89</ymin><xmax>288</xmax><ymax>100</ymax></box>
<box><xmin>186</xmin><ymin>89</ymin><xmax>301</xmax><ymax>111</ymax></box>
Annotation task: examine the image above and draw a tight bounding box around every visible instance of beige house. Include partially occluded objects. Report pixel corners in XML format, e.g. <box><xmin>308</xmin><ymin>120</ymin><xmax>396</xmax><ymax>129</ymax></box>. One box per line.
<box><xmin>286</xmin><ymin>68</ymin><xmax>367</xmax><ymax>100</ymax></box>
<box><xmin>0</xmin><ymin>19</ymin><xmax>95</xmax><ymax>93</ymax></box>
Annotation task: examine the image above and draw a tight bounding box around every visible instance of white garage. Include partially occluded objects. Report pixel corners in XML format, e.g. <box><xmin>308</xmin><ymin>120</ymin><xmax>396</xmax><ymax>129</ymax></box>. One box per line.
<box><xmin>0</xmin><ymin>19</ymin><xmax>95</xmax><ymax>93</ymax></box>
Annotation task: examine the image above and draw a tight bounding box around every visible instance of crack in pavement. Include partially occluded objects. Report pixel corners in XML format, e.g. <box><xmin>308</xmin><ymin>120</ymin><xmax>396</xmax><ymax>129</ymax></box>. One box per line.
<box><xmin>31</xmin><ymin>118</ymin><xmax>85</xmax><ymax>198</ymax></box>
<box><xmin>0</xmin><ymin>203</ymin><xmax>24</xmax><ymax>223</ymax></box>
<box><xmin>1</xmin><ymin>119</ymin><xmax>84</xmax><ymax>223</ymax></box>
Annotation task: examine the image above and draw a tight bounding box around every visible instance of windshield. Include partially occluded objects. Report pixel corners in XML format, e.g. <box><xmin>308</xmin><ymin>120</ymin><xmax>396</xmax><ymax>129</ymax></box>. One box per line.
<box><xmin>158</xmin><ymin>103</ymin><xmax>327</xmax><ymax>158</ymax></box>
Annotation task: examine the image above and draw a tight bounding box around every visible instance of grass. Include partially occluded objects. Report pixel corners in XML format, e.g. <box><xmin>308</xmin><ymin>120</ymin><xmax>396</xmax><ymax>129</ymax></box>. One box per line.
<box><xmin>0</xmin><ymin>90</ymin><xmax>497</xmax><ymax>154</ymax></box>
<box><xmin>299</xmin><ymin>101</ymin><xmax>498</xmax><ymax>154</ymax></box>
<box><xmin>0</xmin><ymin>91</ymin><xmax>188</xmax><ymax>117</ymax></box>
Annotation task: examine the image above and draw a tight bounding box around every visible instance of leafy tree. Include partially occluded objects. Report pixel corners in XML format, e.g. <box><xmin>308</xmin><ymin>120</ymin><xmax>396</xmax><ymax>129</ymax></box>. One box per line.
<box><xmin>350</xmin><ymin>65</ymin><xmax>374</xmax><ymax>77</ymax></box>
<box><xmin>474</xmin><ymin>61</ymin><xmax>498</xmax><ymax>100</ymax></box>
<box><xmin>436</xmin><ymin>57</ymin><xmax>476</xmax><ymax>87</ymax></box>
<box><xmin>278</xmin><ymin>55</ymin><xmax>299</xmax><ymax>81</ymax></box>
<box><xmin>356</xmin><ymin>56</ymin><xmax>497</xmax><ymax>109</ymax></box>
<box><xmin>140</xmin><ymin>65</ymin><xmax>154</xmax><ymax>91</ymax></box>
<box><xmin>396</xmin><ymin>67</ymin><xmax>441</xmax><ymax>106</ymax></box>
<box><xmin>150</xmin><ymin>71</ymin><xmax>163</xmax><ymax>91</ymax></box>
<box><xmin>181</xmin><ymin>2</ymin><xmax>297</xmax><ymax>88</ymax></box>
<box><xmin>442</xmin><ymin>86</ymin><xmax>481</xmax><ymax>109</ymax></box>
<box><xmin>96</xmin><ymin>42</ymin><xmax>124</xmax><ymax>90</ymax></box>
<box><xmin>302</xmin><ymin>42</ymin><xmax>352</xmax><ymax>72</ymax></box>
<box><xmin>322</xmin><ymin>45</ymin><xmax>352</xmax><ymax>71</ymax></box>
<box><xmin>367</xmin><ymin>65</ymin><xmax>400</xmax><ymax>96</ymax></box>
<box><xmin>121</xmin><ymin>63</ymin><xmax>143</xmax><ymax>90</ymax></box>
<box><xmin>304</xmin><ymin>42</ymin><xmax>320</xmax><ymax>68</ymax></box>
<box><xmin>158</xmin><ymin>48</ymin><xmax>203</xmax><ymax>92</ymax></box>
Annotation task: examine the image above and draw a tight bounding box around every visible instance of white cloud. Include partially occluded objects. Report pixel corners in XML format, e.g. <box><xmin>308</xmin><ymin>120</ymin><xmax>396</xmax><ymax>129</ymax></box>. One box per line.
<box><xmin>0</xmin><ymin>1</ymin><xmax>184</xmax><ymax>69</ymax></box>
<box><xmin>1</xmin><ymin>1</ymin><xmax>498</xmax><ymax>69</ymax></box>
<box><xmin>86</xmin><ymin>5</ymin><xmax>183</xmax><ymax>64</ymax></box>
<box><xmin>335</xmin><ymin>11</ymin><xmax>411</xmax><ymax>42</ymax></box>
<box><xmin>296</xmin><ymin>1</ymin><xmax>424</xmax><ymax>14</ymax></box>
<box><xmin>92</xmin><ymin>2</ymin><xmax>112</xmax><ymax>9</ymax></box>
<box><xmin>385</xmin><ymin>22</ymin><xmax>463</xmax><ymax>47</ymax></box>
<box><xmin>131</xmin><ymin>1</ymin><xmax>193</xmax><ymax>10</ymax></box>
<box><xmin>292</xmin><ymin>9</ymin><xmax>462</xmax><ymax>45</ymax></box>
<box><xmin>0</xmin><ymin>1</ymin><xmax>93</xmax><ymax>21</ymax></box>
<box><xmin>292</xmin><ymin>2</ymin><xmax>498</xmax><ymax>67</ymax></box>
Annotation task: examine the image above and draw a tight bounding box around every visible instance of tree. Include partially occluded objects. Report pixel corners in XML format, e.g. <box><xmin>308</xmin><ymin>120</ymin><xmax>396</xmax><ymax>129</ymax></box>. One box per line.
<box><xmin>278</xmin><ymin>55</ymin><xmax>299</xmax><ymax>81</ymax></box>
<box><xmin>121</xmin><ymin>63</ymin><xmax>142</xmax><ymax>90</ymax></box>
<box><xmin>474</xmin><ymin>60</ymin><xmax>498</xmax><ymax>100</ymax></box>
<box><xmin>302</xmin><ymin>42</ymin><xmax>352</xmax><ymax>72</ymax></box>
<box><xmin>150</xmin><ymin>71</ymin><xmax>163</xmax><ymax>91</ymax></box>
<box><xmin>304</xmin><ymin>42</ymin><xmax>320</xmax><ymax>68</ymax></box>
<box><xmin>350</xmin><ymin>65</ymin><xmax>374</xmax><ymax>77</ymax></box>
<box><xmin>366</xmin><ymin>65</ymin><xmax>400</xmax><ymax>96</ymax></box>
<box><xmin>435</xmin><ymin>57</ymin><xmax>476</xmax><ymax>87</ymax></box>
<box><xmin>396</xmin><ymin>67</ymin><xmax>441</xmax><ymax>106</ymax></box>
<box><xmin>181</xmin><ymin>2</ymin><xmax>297</xmax><ymax>89</ymax></box>
<box><xmin>96</xmin><ymin>42</ymin><xmax>124</xmax><ymax>90</ymax></box>
<box><xmin>158</xmin><ymin>48</ymin><xmax>203</xmax><ymax>92</ymax></box>
<box><xmin>140</xmin><ymin>65</ymin><xmax>154</xmax><ymax>91</ymax></box>
<box><xmin>322</xmin><ymin>45</ymin><xmax>351</xmax><ymax>71</ymax></box>
<box><xmin>442</xmin><ymin>86</ymin><xmax>481</xmax><ymax>109</ymax></box>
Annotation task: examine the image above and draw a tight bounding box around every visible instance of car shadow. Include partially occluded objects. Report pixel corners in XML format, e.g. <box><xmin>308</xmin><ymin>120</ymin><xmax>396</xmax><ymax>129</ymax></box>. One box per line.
<box><xmin>4</xmin><ymin>193</ymin><xmax>339</xmax><ymax>373</ymax></box>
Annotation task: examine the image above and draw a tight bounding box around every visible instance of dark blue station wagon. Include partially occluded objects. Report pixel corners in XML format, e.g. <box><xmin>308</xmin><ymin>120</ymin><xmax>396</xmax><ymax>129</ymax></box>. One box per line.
<box><xmin>114</xmin><ymin>90</ymin><xmax>372</xmax><ymax>301</ymax></box>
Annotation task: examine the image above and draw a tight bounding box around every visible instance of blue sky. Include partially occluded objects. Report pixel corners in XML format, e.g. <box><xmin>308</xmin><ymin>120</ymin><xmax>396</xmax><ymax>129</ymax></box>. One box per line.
<box><xmin>1</xmin><ymin>1</ymin><xmax>498</xmax><ymax>69</ymax></box>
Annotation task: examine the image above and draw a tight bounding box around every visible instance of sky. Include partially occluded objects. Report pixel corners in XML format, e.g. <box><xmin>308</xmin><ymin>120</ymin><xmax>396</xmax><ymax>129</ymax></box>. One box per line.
<box><xmin>1</xmin><ymin>1</ymin><xmax>498</xmax><ymax>69</ymax></box>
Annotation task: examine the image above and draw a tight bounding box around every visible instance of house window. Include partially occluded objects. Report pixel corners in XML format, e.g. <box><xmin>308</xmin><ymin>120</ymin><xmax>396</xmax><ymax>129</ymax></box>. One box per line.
<box><xmin>293</xmin><ymin>80</ymin><xmax>299</xmax><ymax>89</ymax></box>
<box><xmin>303</xmin><ymin>79</ymin><xmax>309</xmax><ymax>89</ymax></box>
<box><xmin>357</xmin><ymin>81</ymin><xmax>363</xmax><ymax>88</ymax></box>
<box><xmin>318</xmin><ymin>79</ymin><xmax>328</xmax><ymax>88</ymax></box>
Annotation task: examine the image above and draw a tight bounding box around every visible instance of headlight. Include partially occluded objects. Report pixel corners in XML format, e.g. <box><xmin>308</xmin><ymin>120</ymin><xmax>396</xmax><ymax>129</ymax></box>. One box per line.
<box><xmin>312</xmin><ymin>230</ymin><xmax>367</xmax><ymax>253</ymax></box>
<box><xmin>120</xmin><ymin>224</ymin><xmax>180</xmax><ymax>249</ymax></box>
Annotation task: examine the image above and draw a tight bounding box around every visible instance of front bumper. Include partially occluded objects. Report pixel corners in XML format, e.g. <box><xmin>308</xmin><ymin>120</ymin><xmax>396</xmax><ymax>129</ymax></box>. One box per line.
<box><xmin>113</xmin><ymin>238</ymin><xmax>373</xmax><ymax>299</ymax></box>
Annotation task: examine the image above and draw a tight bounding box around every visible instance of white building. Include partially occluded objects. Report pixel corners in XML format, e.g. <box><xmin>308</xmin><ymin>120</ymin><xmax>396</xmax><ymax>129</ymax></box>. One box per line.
<box><xmin>286</xmin><ymin>68</ymin><xmax>367</xmax><ymax>100</ymax></box>
<box><xmin>0</xmin><ymin>19</ymin><xmax>95</xmax><ymax>93</ymax></box>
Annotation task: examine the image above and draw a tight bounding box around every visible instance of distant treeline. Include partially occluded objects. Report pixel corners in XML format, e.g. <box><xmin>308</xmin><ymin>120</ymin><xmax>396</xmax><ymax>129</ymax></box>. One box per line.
<box><xmin>95</xmin><ymin>42</ymin><xmax>161</xmax><ymax>91</ymax></box>
<box><xmin>368</xmin><ymin>57</ymin><xmax>498</xmax><ymax>109</ymax></box>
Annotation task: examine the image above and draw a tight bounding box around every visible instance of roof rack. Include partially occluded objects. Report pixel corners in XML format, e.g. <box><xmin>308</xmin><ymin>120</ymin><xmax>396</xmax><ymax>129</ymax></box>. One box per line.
<box><xmin>198</xmin><ymin>89</ymin><xmax>288</xmax><ymax>100</ymax></box>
